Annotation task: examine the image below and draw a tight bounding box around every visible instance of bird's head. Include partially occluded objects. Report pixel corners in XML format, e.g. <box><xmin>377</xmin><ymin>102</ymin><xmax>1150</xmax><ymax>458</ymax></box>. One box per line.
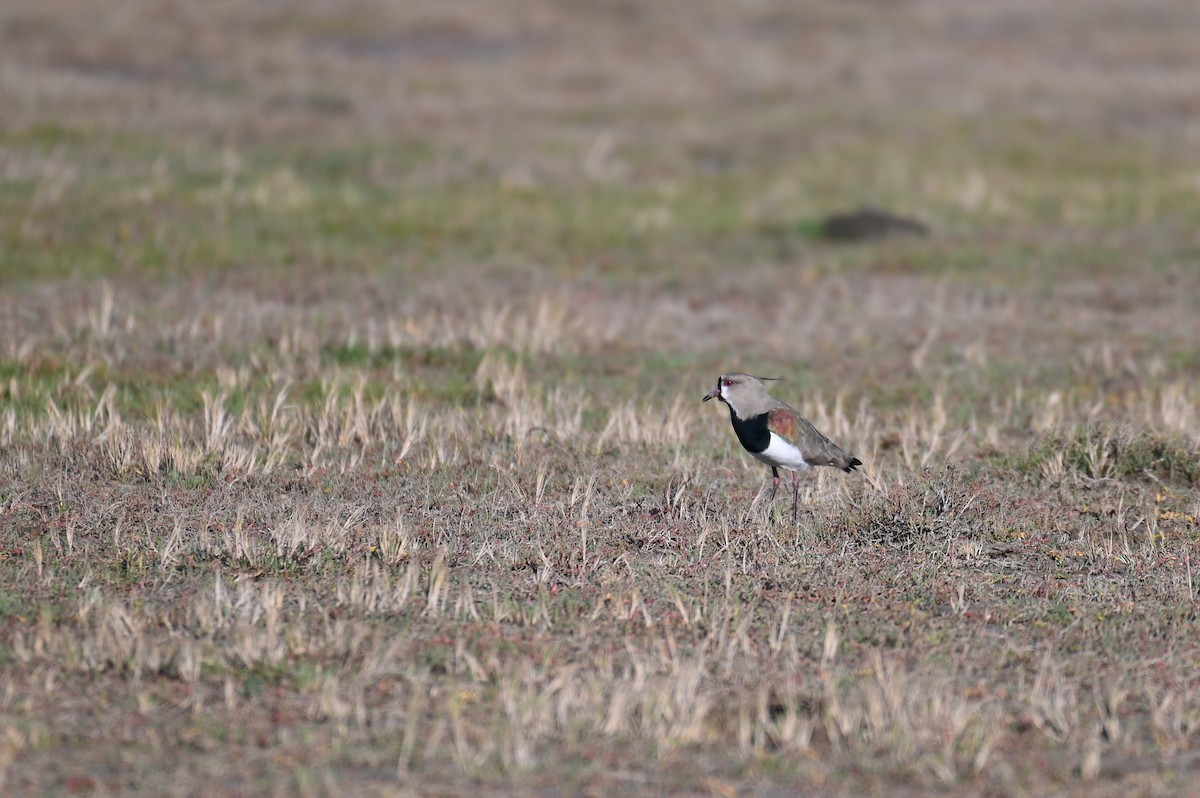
<box><xmin>703</xmin><ymin>373</ymin><xmax>779</xmax><ymax>416</ymax></box>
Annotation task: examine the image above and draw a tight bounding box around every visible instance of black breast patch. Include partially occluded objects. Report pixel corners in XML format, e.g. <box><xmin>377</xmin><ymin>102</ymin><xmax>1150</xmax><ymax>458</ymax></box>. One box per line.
<box><xmin>730</xmin><ymin>411</ymin><xmax>771</xmax><ymax>454</ymax></box>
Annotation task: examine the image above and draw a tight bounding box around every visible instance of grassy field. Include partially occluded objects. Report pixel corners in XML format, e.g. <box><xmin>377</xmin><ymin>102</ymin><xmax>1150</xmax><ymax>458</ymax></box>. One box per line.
<box><xmin>3</xmin><ymin>0</ymin><xmax>1200</xmax><ymax>795</ymax></box>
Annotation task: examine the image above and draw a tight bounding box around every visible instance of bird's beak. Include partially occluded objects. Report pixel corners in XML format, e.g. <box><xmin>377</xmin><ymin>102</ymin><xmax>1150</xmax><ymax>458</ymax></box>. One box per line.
<box><xmin>702</xmin><ymin>388</ymin><xmax>720</xmax><ymax>403</ymax></box>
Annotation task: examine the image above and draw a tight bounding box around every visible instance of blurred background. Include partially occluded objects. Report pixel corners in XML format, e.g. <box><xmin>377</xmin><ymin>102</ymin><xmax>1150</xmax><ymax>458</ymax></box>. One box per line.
<box><xmin>5</xmin><ymin>0</ymin><xmax>1199</xmax><ymax>392</ymax></box>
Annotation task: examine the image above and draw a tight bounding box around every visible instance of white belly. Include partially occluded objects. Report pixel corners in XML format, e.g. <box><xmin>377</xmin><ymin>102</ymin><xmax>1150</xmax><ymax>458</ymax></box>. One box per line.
<box><xmin>750</xmin><ymin>433</ymin><xmax>811</xmax><ymax>471</ymax></box>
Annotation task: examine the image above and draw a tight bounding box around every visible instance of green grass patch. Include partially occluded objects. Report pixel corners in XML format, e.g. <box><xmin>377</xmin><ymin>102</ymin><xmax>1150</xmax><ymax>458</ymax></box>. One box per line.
<box><xmin>1012</xmin><ymin>424</ymin><xmax>1200</xmax><ymax>486</ymax></box>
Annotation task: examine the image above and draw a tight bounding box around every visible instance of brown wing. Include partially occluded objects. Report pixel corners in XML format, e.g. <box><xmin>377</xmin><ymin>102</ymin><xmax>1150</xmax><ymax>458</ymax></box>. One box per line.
<box><xmin>766</xmin><ymin>405</ymin><xmax>799</xmax><ymax>443</ymax></box>
<box><xmin>769</xmin><ymin>403</ymin><xmax>861</xmax><ymax>471</ymax></box>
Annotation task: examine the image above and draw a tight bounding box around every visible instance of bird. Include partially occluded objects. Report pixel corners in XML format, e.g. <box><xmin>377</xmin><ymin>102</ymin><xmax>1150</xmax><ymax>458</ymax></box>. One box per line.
<box><xmin>703</xmin><ymin>373</ymin><xmax>862</xmax><ymax>522</ymax></box>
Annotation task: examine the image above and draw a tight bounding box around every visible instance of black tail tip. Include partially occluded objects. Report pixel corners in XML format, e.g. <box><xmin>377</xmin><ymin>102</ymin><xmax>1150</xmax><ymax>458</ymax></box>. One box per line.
<box><xmin>843</xmin><ymin>457</ymin><xmax>863</xmax><ymax>473</ymax></box>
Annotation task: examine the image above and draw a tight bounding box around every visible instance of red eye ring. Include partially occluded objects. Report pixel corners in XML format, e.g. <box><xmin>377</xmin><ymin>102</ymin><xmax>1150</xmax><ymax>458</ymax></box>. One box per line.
<box><xmin>722</xmin><ymin>379</ymin><xmax>733</xmax><ymax>387</ymax></box>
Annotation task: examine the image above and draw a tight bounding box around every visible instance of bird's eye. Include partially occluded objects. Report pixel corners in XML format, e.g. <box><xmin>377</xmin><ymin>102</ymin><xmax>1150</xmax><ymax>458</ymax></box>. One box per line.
<box><xmin>722</xmin><ymin>379</ymin><xmax>733</xmax><ymax>387</ymax></box>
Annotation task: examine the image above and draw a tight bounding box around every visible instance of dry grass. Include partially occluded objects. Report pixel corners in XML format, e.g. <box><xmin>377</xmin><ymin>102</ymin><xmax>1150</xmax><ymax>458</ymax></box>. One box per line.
<box><xmin>3</xmin><ymin>285</ymin><xmax>1198</xmax><ymax>795</ymax></box>
<box><xmin>4</xmin><ymin>0</ymin><xmax>1200</xmax><ymax>796</ymax></box>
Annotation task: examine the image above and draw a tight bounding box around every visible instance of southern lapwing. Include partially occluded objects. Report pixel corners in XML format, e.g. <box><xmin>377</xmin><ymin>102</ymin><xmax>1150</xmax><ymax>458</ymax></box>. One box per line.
<box><xmin>704</xmin><ymin>373</ymin><xmax>862</xmax><ymax>522</ymax></box>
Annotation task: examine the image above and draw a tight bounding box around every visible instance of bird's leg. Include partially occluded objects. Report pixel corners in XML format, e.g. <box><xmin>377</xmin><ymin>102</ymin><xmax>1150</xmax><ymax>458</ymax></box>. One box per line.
<box><xmin>791</xmin><ymin>470</ymin><xmax>801</xmax><ymax>525</ymax></box>
<box><xmin>768</xmin><ymin>467</ymin><xmax>780</xmax><ymax>518</ymax></box>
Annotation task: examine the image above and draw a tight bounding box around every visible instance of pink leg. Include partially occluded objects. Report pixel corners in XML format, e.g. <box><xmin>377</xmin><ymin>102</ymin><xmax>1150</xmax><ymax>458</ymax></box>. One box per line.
<box><xmin>791</xmin><ymin>470</ymin><xmax>801</xmax><ymax>524</ymax></box>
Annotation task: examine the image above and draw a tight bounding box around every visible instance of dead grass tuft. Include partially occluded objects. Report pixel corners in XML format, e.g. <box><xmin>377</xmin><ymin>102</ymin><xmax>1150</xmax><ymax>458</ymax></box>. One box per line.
<box><xmin>831</xmin><ymin>466</ymin><xmax>989</xmax><ymax>548</ymax></box>
<box><xmin>1020</xmin><ymin>424</ymin><xmax>1200</xmax><ymax>488</ymax></box>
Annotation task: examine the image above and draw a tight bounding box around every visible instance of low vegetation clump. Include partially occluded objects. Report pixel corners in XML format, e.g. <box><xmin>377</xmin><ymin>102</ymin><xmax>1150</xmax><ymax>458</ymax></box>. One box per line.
<box><xmin>1017</xmin><ymin>425</ymin><xmax>1200</xmax><ymax>487</ymax></box>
